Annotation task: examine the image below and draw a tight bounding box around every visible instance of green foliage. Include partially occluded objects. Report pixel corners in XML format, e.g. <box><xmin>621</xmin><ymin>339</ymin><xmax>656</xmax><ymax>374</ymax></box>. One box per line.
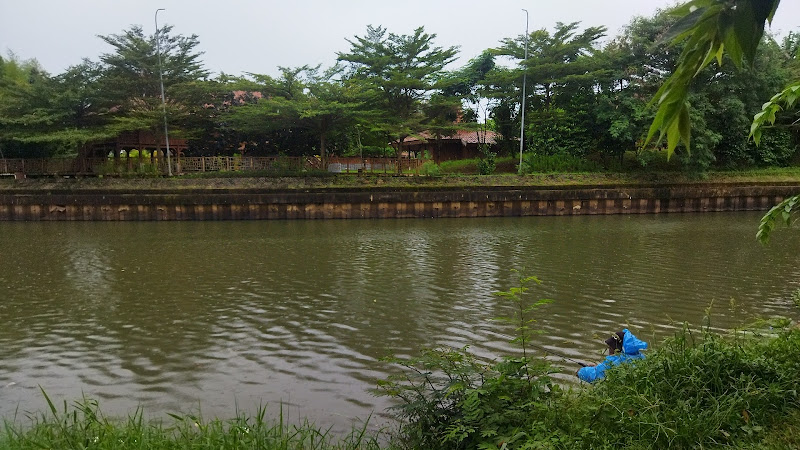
<box><xmin>338</xmin><ymin>25</ymin><xmax>459</xmax><ymax>154</ymax></box>
<box><xmin>433</xmin><ymin>156</ymin><xmax>516</xmax><ymax>175</ymax></box>
<box><xmin>492</xmin><ymin>274</ymin><xmax>553</xmax><ymax>366</ymax></box>
<box><xmin>492</xmin><ymin>22</ymin><xmax>607</xmax><ymax>111</ymax></box>
<box><xmin>646</xmin><ymin>0</ymin><xmax>781</xmax><ymax>157</ymax></box>
<box><xmin>490</xmin><ymin>22</ymin><xmax>607</xmax><ymax>159</ymax></box>
<box><xmin>757</xmin><ymin>194</ymin><xmax>799</xmax><ymax>243</ymax></box>
<box><xmin>751</xmin><ymin>81</ymin><xmax>800</xmax><ymax>144</ymax></box>
<box><xmin>2</xmin><ymin>7</ymin><xmax>798</xmax><ymax>172</ymax></box>
<box><xmin>0</xmin><ymin>389</ymin><xmax>381</xmax><ymax>449</ymax></box>
<box><xmin>569</xmin><ymin>325</ymin><xmax>800</xmax><ymax>449</ymax></box>
<box><xmin>420</xmin><ymin>161</ymin><xmax>441</xmax><ymax>177</ymax></box>
<box><xmin>378</xmin><ymin>272</ymin><xmax>800</xmax><ymax>449</ymax></box>
<box><xmin>436</xmin><ymin>158</ymin><xmax>482</xmax><ymax>174</ymax></box>
<box><xmin>377</xmin><ymin>274</ymin><xmax>558</xmax><ymax>449</ymax></box>
<box><xmin>225</xmin><ymin>66</ymin><xmax>371</xmax><ymax>161</ymax></box>
<box><xmin>94</xmin><ymin>160</ymin><xmax>162</xmax><ymax>177</ymax></box>
<box><xmin>520</xmin><ymin>153</ymin><xmax>602</xmax><ymax>173</ymax></box>
<box><xmin>476</xmin><ymin>145</ymin><xmax>496</xmax><ymax>175</ymax></box>
<box><xmin>526</xmin><ymin>109</ymin><xmax>586</xmax><ymax>156</ymax></box>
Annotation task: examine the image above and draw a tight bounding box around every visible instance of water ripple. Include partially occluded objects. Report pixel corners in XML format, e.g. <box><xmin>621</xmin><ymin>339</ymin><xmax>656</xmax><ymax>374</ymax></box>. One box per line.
<box><xmin>0</xmin><ymin>214</ymin><xmax>798</xmax><ymax>430</ymax></box>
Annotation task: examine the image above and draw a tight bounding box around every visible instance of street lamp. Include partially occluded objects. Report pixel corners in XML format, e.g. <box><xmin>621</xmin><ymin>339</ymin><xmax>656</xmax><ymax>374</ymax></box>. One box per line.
<box><xmin>155</xmin><ymin>8</ymin><xmax>172</xmax><ymax>176</ymax></box>
<box><xmin>518</xmin><ymin>8</ymin><xmax>529</xmax><ymax>174</ymax></box>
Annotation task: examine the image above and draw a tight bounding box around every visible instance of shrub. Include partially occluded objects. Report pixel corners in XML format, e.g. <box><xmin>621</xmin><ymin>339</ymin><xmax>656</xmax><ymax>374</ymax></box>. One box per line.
<box><xmin>548</xmin><ymin>325</ymin><xmax>800</xmax><ymax>449</ymax></box>
<box><xmin>420</xmin><ymin>161</ymin><xmax>441</xmax><ymax>177</ymax></box>
<box><xmin>379</xmin><ymin>277</ymin><xmax>800</xmax><ymax>449</ymax></box>
<box><xmin>377</xmin><ymin>274</ymin><xmax>558</xmax><ymax>449</ymax></box>
<box><xmin>476</xmin><ymin>145</ymin><xmax>496</xmax><ymax>175</ymax></box>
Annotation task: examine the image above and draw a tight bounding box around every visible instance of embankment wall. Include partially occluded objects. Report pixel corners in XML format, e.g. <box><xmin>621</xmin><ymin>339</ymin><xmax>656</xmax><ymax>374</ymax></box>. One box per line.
<box><xmin>0</xmin><ymin>183</ymin><xmax>797</xmax><ymax>220</ymax></box>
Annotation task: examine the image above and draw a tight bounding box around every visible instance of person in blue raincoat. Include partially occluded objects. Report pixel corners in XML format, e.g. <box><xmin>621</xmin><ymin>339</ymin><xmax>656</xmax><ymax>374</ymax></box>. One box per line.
<box><xmin>577</xmin><ymin>329</ymin><xmax>648</xmax><ymax>383</ymax></box>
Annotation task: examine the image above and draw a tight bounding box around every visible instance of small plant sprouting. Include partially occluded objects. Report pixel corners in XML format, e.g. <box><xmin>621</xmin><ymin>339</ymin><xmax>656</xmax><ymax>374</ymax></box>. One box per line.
<box><xmin>493</xmin><ymin>272</ymin><xmax>552</xmax><ymax>388</ymax></box>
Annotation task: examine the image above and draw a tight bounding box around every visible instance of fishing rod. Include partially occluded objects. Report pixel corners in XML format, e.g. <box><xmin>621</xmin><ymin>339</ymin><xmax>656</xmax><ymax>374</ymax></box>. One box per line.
<box><xmin>526</xmin><ymin>342</ymin><xmax>589</xmax><ymax>367</ymax></box>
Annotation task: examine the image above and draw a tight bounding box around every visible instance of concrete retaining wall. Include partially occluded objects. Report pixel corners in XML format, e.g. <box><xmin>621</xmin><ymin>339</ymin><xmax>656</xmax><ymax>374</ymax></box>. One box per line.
<box><xmin>0</xmin><ymin>184</ymin><xmax>797</xmax><ymax>220</ymax></box>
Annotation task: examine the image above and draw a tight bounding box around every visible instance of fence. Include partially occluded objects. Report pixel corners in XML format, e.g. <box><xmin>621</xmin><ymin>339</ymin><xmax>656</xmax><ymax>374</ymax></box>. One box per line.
<box><xmin>1</xmin><ymin>156</ymin><xmax>425</xmax><ymax>177</ymax></box>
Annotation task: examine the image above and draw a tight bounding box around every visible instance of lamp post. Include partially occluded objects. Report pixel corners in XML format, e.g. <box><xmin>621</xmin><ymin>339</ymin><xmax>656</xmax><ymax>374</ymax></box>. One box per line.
<box><xmin>518</xmin><ymin>8</ymin><xmax>529</xmax><ymax>174</ymax></box>
<box><xmin>155</xmin><ymin>8</ymin><xmax>172</xmax><ymax>176</ymax></box>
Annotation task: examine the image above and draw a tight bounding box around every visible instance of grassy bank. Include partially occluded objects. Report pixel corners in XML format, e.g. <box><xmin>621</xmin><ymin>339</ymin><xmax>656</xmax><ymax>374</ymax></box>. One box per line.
<box><xmin>2</xmin><ymin>167</ymin><xmax>800</xmax><ymax>192</ymax></box>
<box><xmin>0</xmin><ymin>397</ymin><xmax>385</xmax><ymax>450</ymax></box>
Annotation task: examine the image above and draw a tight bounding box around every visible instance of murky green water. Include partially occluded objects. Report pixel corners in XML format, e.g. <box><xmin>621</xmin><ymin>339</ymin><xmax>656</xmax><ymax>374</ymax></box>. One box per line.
<box><xmin>1</xmin><ymin>213</ymin><xmax>798</xmax><ymax>429</ymax></box>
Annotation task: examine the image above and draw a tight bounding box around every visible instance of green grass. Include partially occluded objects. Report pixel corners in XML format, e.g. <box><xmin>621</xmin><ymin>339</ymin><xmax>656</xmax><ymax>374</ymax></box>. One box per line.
<box><xmin>561</xmin><ymin>325</ymin><xmax>800</xmax><ymax>449</ymax></box>
<box><xmin>1</xmin><ymin>392</ymin><xmax>387</xmax><ymax>450</ymax></box>
<box><xmin>436</xmin><ymin>156</ymin><xmax>516</xmax><ymax>174</ymax></box>
<box><xmin>181</xmin><ymin>168</ymin><xmax>335</xmax><ymax>179</ymax></box>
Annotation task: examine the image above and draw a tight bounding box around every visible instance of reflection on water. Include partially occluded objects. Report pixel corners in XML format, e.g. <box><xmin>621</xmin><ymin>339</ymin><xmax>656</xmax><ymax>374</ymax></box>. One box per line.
<box><xmin>0</xmin><ymin>213</ymin><xmax>798</xmax><ymax>429</ymax></box>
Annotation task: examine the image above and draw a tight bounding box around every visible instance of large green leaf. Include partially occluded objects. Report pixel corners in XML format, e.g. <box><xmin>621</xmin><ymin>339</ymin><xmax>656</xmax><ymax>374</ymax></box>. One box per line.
<box><xmin>646</xmin><ymin>0</ymin><xmax>782</xmax><ymax>158</ymax></box>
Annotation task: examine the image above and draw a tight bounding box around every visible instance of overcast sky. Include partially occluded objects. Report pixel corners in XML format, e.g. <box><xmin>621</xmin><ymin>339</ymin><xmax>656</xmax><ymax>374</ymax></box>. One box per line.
<box><xmin>2</xmin><ymin>1</ymin><xmax>799</xmax><ymax>78</ymax></box>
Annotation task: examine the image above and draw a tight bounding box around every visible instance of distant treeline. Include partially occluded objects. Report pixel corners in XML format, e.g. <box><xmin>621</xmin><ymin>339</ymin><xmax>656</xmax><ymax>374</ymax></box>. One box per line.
<box><xmin>1</xmin><ymin>6</ymin><xmax>798</xmax><ymax>172</ymax></box>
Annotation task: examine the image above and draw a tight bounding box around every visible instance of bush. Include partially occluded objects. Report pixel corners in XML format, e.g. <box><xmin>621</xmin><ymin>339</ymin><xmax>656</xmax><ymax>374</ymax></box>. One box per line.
<box><xmin>476</xmin><ymin>145</ymin><xmax>497</xmax><ymax>175</ymax></box>
<box><xmin>377</xmin><ymin>274</ymin><xmax>559</xmax><ymax>449</ymax></box>
<box><xmin>420</xmin><ymin>161</ymin><xmax>441</xmax><ymax>177</ymax></box>
<box><xmin>571</xmin><ymin>325</ymin><xmax>800</xmax><ymax>449</ymax></box>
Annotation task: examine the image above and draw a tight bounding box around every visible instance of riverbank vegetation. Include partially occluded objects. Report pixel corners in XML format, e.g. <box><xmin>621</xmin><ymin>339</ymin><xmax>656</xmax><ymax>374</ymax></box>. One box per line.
<box><xmin>3</xmin><ymin>166</ymin><xmax>800</xmax><ymax>193</ymax></box>
<box><xmin>0</xmin><ymin>396</ymin><xmax>383</xmax><ymax>450</ymax></box>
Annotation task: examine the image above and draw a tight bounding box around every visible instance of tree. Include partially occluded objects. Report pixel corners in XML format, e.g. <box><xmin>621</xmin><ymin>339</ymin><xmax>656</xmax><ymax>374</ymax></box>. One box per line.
<box><xmin>491</xmin><ymin>22</ymin><xmax>607</xmax><ymax>158</ymax></box>
<box><xmin>0</xmin><ymin>54</ymin><xmax>112</xmax><ymax>157</ymax></box>
<box><xmin>0</xmin><ymin>25</ymin><xmax>211</xmax><ymax>160</ymax></box>
<box><xmin>438</xmin><ymin>51</ymin><xmax>496</xmax><ymax>154</ymax></box>
<box><xmin>337</xmin><ymin>25</ymin><xmax>459</xmax><ymax>160</ymax></box>
<box><xmin>224</xmin><ymin>66</ymin><xmax>372</xmax><ymax>162</ymax></box>
<box><xmin>96</xmin><ymin>25</ymin><xmax>209</xmax><ymax>150</ymax></box>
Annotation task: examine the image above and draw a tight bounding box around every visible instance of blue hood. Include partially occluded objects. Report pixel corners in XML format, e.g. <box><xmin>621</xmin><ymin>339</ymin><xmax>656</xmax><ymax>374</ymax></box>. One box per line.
<box><xmin>622</xmin><ymin>328</ymin><xmax>648</xmax><ymax>355</ymax></box>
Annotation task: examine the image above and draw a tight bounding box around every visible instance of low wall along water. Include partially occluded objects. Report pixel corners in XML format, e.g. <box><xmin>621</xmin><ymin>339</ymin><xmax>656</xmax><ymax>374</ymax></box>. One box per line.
<box><xmin>1</xmin><ymin>183</ymin><xmax>798</xmax><ymax>220</ymax></box>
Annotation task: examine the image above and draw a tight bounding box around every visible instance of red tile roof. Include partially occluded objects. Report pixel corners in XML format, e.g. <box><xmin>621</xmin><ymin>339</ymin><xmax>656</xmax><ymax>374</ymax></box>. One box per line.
<box><xmin>404</xmin><ymin>128</ymin><xmax>498</xmax><ymax>146</ymax></box>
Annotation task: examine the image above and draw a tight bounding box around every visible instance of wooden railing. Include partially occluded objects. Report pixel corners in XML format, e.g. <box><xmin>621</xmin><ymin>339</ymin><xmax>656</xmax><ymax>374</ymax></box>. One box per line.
<box><xmin>1</xmin><ymin>156</ymin><xmax>425</xmax><ymax>177</ymax></box>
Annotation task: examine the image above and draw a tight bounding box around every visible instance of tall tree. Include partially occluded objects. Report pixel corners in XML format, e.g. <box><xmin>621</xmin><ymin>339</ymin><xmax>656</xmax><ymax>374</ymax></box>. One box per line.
<box><xmin>224</xmin><ymin>66</ymin><xmax>372</xmax><ymax>161</ymax></box>
<box><xmin>0</xmin><ymin>54</ymin><xmax>111</xmax><ymax>157</ymax></box>
<box><xmin>491</xmin><ymin>22</ymin><xmax>607</xmax><ymax>157</ymax></box>
<box><xmin>96</xmin><ymin>25</ymin><xmax>209</xmax><ymax>145</ymax></box>
<box><xmin>337</xmin><ymin>25</ymin><xmax>459</xmax><ymax>158</ymax></box>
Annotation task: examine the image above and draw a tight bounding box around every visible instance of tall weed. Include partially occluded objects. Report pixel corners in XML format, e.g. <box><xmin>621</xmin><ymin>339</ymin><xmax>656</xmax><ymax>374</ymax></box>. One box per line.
<box><xmin>377</xmin><ymin>274</ymin><xmax>559</xmax><ymax>449</ymax></box>
<box><xmin>1</xmin><ymin>390</ymin><xmax>383</xmax><ymax>450</ymax></box>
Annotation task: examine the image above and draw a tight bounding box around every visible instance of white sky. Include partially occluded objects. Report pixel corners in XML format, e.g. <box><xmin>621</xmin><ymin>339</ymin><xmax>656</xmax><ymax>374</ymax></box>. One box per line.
<box><xmin>1</xmin><ymin>1</ymin><xmax>799</xmax><ymax>78</ymax></box>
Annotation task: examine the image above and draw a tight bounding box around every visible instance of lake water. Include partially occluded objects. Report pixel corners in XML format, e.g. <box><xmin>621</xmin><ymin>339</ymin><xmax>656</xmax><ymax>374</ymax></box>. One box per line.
<box><xmin>0</xmin><ymin>212</ymin><xmax>798</xmax><ymax>430</ymax></box>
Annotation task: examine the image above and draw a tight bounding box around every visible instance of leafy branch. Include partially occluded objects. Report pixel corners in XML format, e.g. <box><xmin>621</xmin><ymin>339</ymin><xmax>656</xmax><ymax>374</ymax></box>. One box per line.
<box><xmin>750</xmin><ymin>81</ymin><xmax>800</xmax><ymax>144</ymax></box>
<box><xmin>757</xmin><ymin>195</ymin><xmax>800</xmax><ymax>244</ymax></box>
<box><xmin>645</xmin><ymin>0</ymin><xmax>780</xmax><ymax>157</ymax></box>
